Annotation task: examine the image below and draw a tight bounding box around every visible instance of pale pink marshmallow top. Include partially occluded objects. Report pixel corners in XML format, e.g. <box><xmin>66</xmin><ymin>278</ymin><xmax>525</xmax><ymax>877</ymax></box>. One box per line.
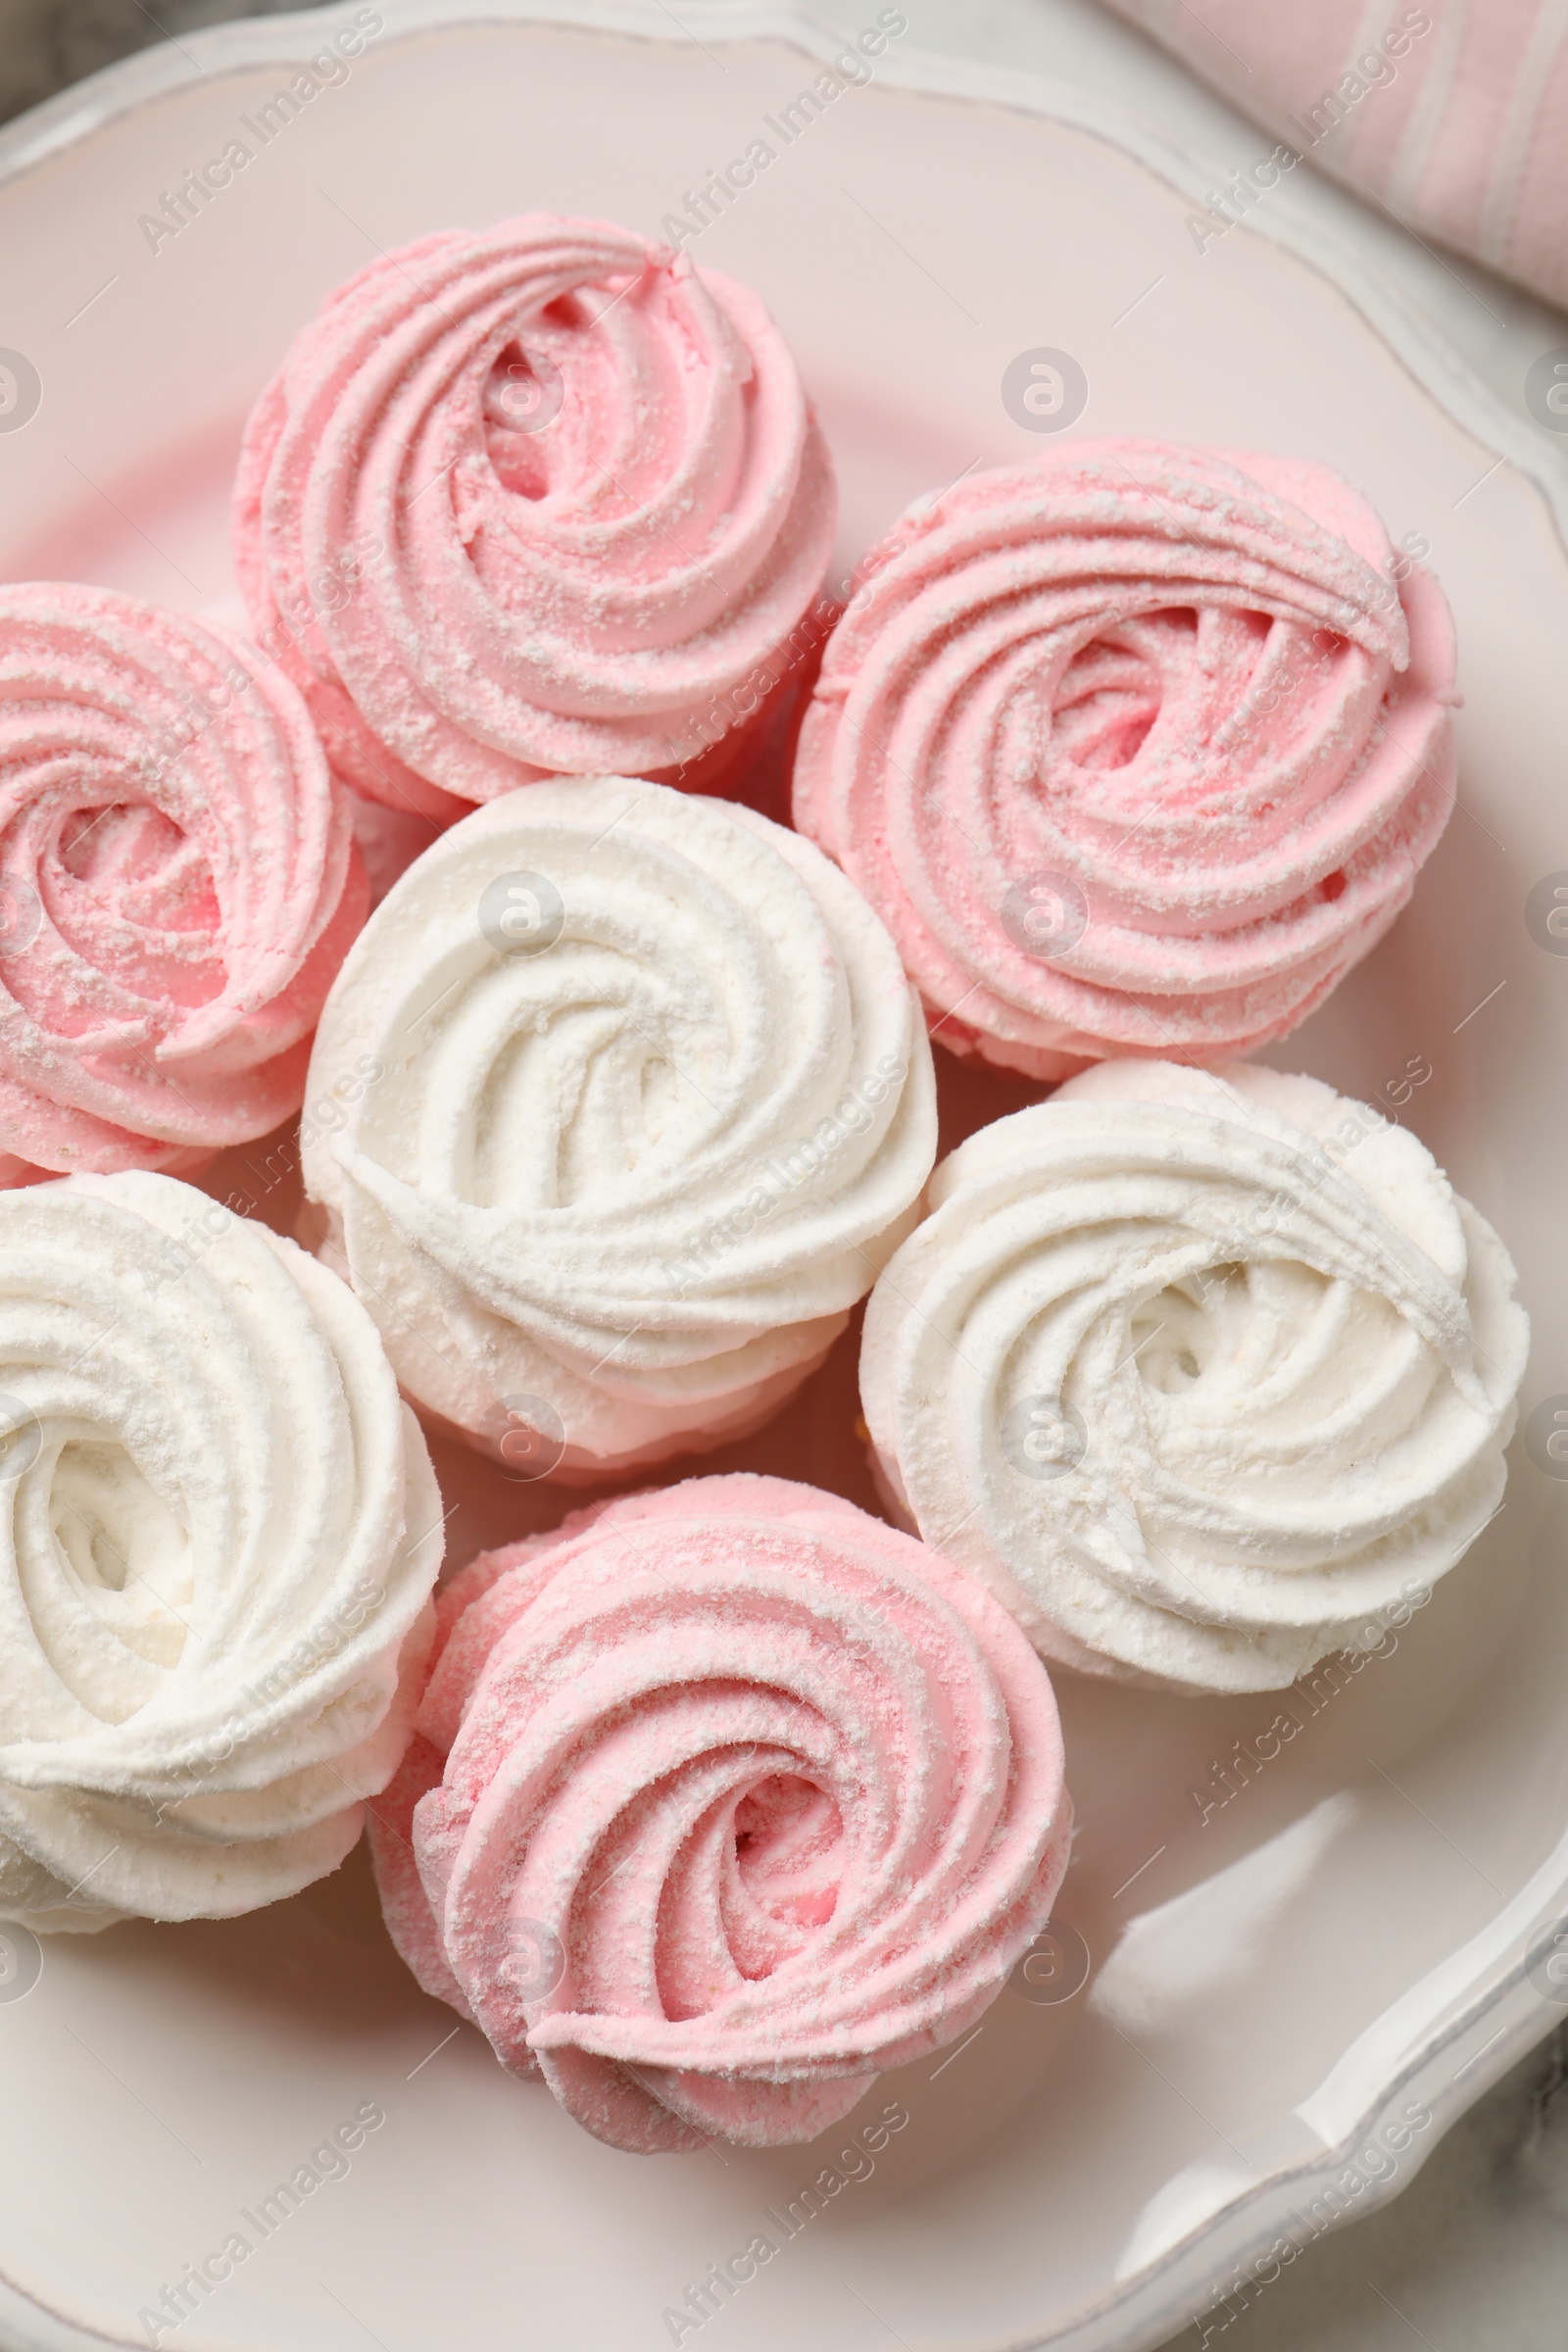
<box><xmin>234</xmin><ymin>214</ymin><xmax>837</xmax><ymax>821</ymax></box>
<box><xmin>793</xmin><ymin>439</ymin><xmax>1457</xmax><ymax>1080</ymax></box>
<box><xmin>0</xmin><ymin>583</ymin><xmax>365</xmax><ymax>1182</ymax></box>
<box><xmin>369</xmin><ymin>1473</ymin><xmax>1070</xmax><ymax>2153</ymax></box>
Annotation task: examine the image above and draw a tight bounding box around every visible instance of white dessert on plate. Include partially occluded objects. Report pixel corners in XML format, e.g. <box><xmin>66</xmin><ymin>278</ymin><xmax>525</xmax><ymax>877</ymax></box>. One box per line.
<box><xmin>301</xmin><ymin>776</ymin><xmax>936</xmax><ymax>1478</ymax></box>
<box><xmin>0</xmin><ymin>1172</ymin><xmax>442</xmax><ymax>1931</ymax></box>
<box><xmin>862</xmin><ymin>1059</ymin><xmax>1528</xmax><ymax>1693</ymax></box>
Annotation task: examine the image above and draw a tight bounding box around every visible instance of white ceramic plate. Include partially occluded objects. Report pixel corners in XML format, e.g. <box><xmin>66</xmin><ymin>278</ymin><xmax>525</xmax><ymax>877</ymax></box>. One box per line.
<box><xmin>3</xmin><ymin>8</ymin><xmax>1568</xmax><ymax>2349</ymax></box>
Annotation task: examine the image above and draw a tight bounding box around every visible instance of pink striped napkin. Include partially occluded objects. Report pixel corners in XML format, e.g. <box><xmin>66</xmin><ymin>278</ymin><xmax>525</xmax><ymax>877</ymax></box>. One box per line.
<box><xmin>1098</xmin><ymin>1</ymin><xmax>1568</xmax><ymax>311</ymax></box>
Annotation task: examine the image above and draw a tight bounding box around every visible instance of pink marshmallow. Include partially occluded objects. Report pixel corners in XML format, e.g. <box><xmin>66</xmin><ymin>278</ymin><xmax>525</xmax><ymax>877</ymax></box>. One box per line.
<box><xmin>369</xmin><ymin>1474</ymin><xmax>1070</xmax><ymax>2153</ymax></box>
<box><xmin>0</xmin><ymin>583</ymin><xmax>366</xmax><ymax>1180</ymax></box>
<box><xmin>234</xmin><ymin>214</ymin><xmax>838</xmax><ymax>819</ymax></box>
<box><xmin>794</xmin><ymin>439</ymin><xmax>1456</xmax><ymax>1078</ymax></box>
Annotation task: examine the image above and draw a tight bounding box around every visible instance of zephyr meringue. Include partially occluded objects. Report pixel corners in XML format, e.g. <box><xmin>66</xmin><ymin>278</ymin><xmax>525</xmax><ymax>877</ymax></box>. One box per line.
<box><xmin>0</xmin><ymin>1172</ymin><xmax>442</xmax><ymax>1931</ymax></box>
<box><xmin>862</xmin><ymin>1061</ymin><xmax>1527</xmax><ymax>1693</ymax></box>
<box><xmin>794</xmin><ymin>440</ymin><xmax>1457</xmax><ymax>1078</ymax></box>
<box><xmin>234</xmin><ymin>214</ymin><xmax>837</xmax><ymax>820</ymax></box>
<box><xmin>302</xmin><ymin>777</ymin><xmax>936</xmax><ymax>1477</ymax></box>
<box><xmin>369</xmin><ymin>1474</ymin><xmax>1070</xmax><ymax>2152</ymax></box>
<box><xmin>0</xmin><ymin>583</ymin><xmax>367</xmax><ymax>1185</ymax></box>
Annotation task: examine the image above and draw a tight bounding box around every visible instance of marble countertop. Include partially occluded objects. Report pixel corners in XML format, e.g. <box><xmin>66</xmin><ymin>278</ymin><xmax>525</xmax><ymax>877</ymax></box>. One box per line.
<box><xmin>0</xmin><ymin>1</ymin><xmax>1564</xmax><ymax>2345</ymax></box>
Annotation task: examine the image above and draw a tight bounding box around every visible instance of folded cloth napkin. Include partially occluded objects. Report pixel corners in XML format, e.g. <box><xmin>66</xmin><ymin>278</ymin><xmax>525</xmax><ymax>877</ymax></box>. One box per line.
<box><xmin>1099</xmin><ymin>1</ymin><xmax>1568</xmax><ymax>314</ymax></box>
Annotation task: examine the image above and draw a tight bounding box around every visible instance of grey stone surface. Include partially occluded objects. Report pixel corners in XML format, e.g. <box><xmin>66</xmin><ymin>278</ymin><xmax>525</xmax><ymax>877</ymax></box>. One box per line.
<box><xmin>0</xmin><ymin>0</ymin><xmax>327</xmax><ymax>122</ymax></box>
<box><xmin>1168</xmin><ymin>2029</ymin><xmax>1568</xmax><ymax>2350</ymax></box>
<box><xmin>1</xmin><ymin>1</ymin><xmax>1564</xmax><ymax>2346</ymax></box>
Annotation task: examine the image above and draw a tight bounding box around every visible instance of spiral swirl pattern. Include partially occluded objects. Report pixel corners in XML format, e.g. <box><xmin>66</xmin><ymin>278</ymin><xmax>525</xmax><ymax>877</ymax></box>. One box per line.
<box><xmin>0</xmin><ymin>1172</ymin><xmax>442</xmax><ymax>1931</ymax></box>
<box><xmin>234</xmin><ymin>214</ymin><xmax>837</xmax><ymax>819</ymax></box>
<box><xmin>862</xmin><ymin>1062</ymin><xmax>1528</xmax><ymax>1692</ymax></box>
<box><xmin>794</xmin><ymin>440</ymin><xmax>1457</xmax><ymax>1078</ymax></box>
<box><xmin>0</xmin><ymin>585</ymin><xmax>367</xmax><ymax>1184</ymax></box>
<box><xmin>368</xmin><ymin>1474</ymin><xmax>1070</xmax><ymax>2152</ymax></box>
<box><xmin>302</xmin><ymin>778</ymin><xmax>936</xmax><ymax>1475</ymax></box>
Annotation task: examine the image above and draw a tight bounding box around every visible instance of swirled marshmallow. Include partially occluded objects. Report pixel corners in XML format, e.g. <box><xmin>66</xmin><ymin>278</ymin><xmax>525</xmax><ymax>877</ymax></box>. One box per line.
<box><xmin>862</xmin><ymin>1061</ymin><xmax>1528</xmax><ymax>1692</ymax></box>
<box><xmin>0</xmin><ymin>582</ymin><xmax>367</xmax><ymax>1184</ymax></box>
<box><xmin>0</xmin><ymin>1172</ymin><xmax>442</xmax><ymax>1931</ymax></box>
<box><xmin>234</xmin><ymin>214</ymin><xmax>837</xmax><ymax>819</ymax></box>
<box><xmin>302</xmin><ymin>778</ymin><xmax>936</xmax><ymax>1476</ymax></box>
<box><xmin>794</xmin><ymin>441</ymin><xmax>1457</xmax><ymax>1078</ymax></box>
<box><xmin>369</xmin><ymin>1474</ymin><xmax>1070</xmax><ymax>2151</ymax></box>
